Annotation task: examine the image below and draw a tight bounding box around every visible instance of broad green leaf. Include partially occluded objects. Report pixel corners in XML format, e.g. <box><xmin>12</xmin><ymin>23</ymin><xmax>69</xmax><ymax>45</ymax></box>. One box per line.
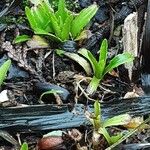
<box><xmin>98</xmin><ymin>39</ymin><xmax>108</xmax><ymax>77</ymax></box>
<box><xmin>40</xmin><ymin>90</ymin><xmax>63</xmax><ymax>102</ymax></box>
<box><xmin>49</xmin><ymin>14</ymin><xmax>61</xmax><ymax>38</ymax></box>
<box><xmin>60</xmin><ymin>14</ymin><xmax>73</xmax><ymax>41</ymax></box>
<box><xmin>94</xmin><ymin>100</ymin><xmax>101</xmax><ymax>118</ymax></box>
<box><xmin>55</xmin><ymin>0</ymin><xmax>69</xmax><ymax>23</ymax></box>
<box><xmin>26</xmin><ymin>1</ymin><xmax>54</xmax><ymax>33</ymax></box>
<box><xmin>103</xmin><ymin>52</ymin><xmax>134</xmax><ymax>77</ymax></box>
<box><xmin>34</xmin><ymin>28</ymin><xmax>62</xmax><ymax>42</ymax></box>
<box><xmin>78</xmin><ymin>48</ymin><xmax>98</xmax><ymax>75</ymax></box>
<box><xmin>32</xmin><ymin>6</ymin><xmax>45</xmax><ymax>28</ymax></box>
<box><xmin>40</xmin><ymin>0</ymin><xmax>54</xmax><ymax>17</ymax></box>
<box><xmin>0</xmin><ymin>60</ymin><xmax>11</xmax><ymax>86</ymax></box>
<box><xmin>57</xmin><ymin>50</ymin><xmax>92</xmax><ymax>75</ymax></box>
<box><xmin>39</xmin><ymin>0</ymin><xmax>54</xmax><ymax>32</ymax></box>
<box><xmin>35</xmin><ymin>4</ymin><xmax>52</xmax><ymax>32</ymax></box>
<box><xmin>71</xmin><ymin>4</ymin><xmax>98</xmax><ymax>38</ymax></box>
<box><xmin>103</xmin><ymin>114</ymin><xmax>131</xmax><ymax>128</ymax></box>
<box><xmin>14</xmin><ymin>35</ymin><xmax>31</xmax><ymax>44</ymax></box>
<box><xmin>25</xmin><ymin>7</ymin><xmax>37</xmax><ymax>30</ymax></box>
<box><xmin>20</xmin><ymin>142</ymin><xmax>28</xmax><ymax>150</ymax></box>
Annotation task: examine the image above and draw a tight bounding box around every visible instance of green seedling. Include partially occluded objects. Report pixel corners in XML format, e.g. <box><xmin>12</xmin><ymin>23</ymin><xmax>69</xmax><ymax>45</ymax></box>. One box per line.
<box><xmin>86</xmin><ymin>100</ymin><xmax>131</xmax><ymax>147</ymax></box>
<box><xmin>0</xmin><ymin>59</ymin><xmax>11</xmax><ymax>86</ymax></box>
<box><xmin>39</xmin><ymin>89</ymin><xmax>63</xmax><ymax>102</ymax></box>
<box><xmin>78</xmin><ymin>39</ymin><xmax>134</xmax><ymax>94</ymax></box>
<box><xmin>24</xmin><ymin>0</ymin><xmax>98</xmax><ymax>42</ymax></box>
<box><xmin>20</xmin><ymin>142</ymin><xmax>28</xmax><ymax>150</ymax></box>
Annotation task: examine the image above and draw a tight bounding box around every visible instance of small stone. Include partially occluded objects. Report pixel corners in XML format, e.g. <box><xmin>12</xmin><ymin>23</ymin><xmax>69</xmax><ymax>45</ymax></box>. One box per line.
<box><xmin>37</xmin><ymin>136</ymin><xmax>65</xmax><ymax>150</ymax></box>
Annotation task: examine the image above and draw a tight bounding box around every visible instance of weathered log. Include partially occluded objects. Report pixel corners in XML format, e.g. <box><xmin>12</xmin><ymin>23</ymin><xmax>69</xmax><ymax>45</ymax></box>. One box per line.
<box><xmin>142</xmin><ymin>0</ymin><xmax>150</xmax><ymax>73</ymax></box>
<box><xmin>0</xmin><ymin>97</ymin><xmax>150</xmax><ymax>132</ymax></box>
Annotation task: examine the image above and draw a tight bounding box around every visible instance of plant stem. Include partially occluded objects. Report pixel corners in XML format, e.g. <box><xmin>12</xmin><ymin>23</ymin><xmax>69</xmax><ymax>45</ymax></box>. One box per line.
<box><xmin>86</xmin><ymin>76</ymin><xmax>101</xmax><ymax>95</ymax></box>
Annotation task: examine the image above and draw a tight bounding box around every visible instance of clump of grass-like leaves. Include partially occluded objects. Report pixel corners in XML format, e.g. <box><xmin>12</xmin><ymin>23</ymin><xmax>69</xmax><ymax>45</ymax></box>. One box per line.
<box><xmin>15</xmin><ymin>0</ymin><xmax>98</xmax><ymax>43</ymax></box>
<box><xmin>78</xmin><ymin>39</ymin><xmax>134</xmax><ymax>94</ymax></box>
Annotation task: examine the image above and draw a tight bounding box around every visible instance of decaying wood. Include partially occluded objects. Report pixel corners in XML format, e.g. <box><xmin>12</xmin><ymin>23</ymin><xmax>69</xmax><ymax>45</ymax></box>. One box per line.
<box><xmin>0</xmin><ymin>97</ymin><xmax>149</xmax><ymax>132</ymax></box>
<box><xmin>123</xmin><ymin>12</ymin><xmax>138</xmax><ymax>80</ymax></box>
<box><xmin>142</xmin><ymin>0</ymin><xmax>150</xmax><ymax>73</ymax></box>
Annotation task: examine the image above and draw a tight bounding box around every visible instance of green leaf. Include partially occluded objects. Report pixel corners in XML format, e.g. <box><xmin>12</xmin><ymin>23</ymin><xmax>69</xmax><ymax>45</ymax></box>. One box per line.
<box><xmin>55</xmin><ymin>0</ymin><xmax>69</xmax><ymax>23</ymax></box>
<box><xmin>98</xmin><ymin>39</ymin><xmax>108</xmax><ymax>77</ymax></box>
<box><xmin>40</xmin><ymin>89</ymin><xmax>63</xmax><ymax>102</ymax></box>
<box><xmin>25</xmin><ymin>1</ymin><xmax>54</xmax><ymax>33</ymax></box>
<box><xmin>102</xmin><ymin>114</ymin><xmax>131</xmax><ymax>128</ymax></box>
<box><xmin>60</xmin><ymin>14</ymin><xmax>73</xmax><ymax>41</ymax></box>
<box><xmin>20</xmin><ymin>142</ymin><xmax>28</xmax><ymax>150</ymax></box>
<box><xmin>25</xmin><ymin>6</ymin><xmax>37</xmax><ymax>30</ymax></box>
<box><xmin>98</xmin><ymin>127</ymin><xmax>112</xmax><ymax>145</ymax></box>
<box><xmin>78</xmin><ymin>48</ymin><xmax>98</xmax><ymax>75</ymax></box>
<box><xmin>87</xmin><ymin>76</ymin><xmax>101</xmax><ymax>95</ymax></box>
<box><xmin>58</xmin><ymin>50</ymin><xmax>92</xmax><ymax>76</ymax></box>
<box><xmin>94</xmin><ymin>100</ymin><xmax>101</xmax><ymax>118</ymax></box>
<box><xmin>34</xmin><ymin>28</ymin><xmax>62</xmax><ymax>42</ymax></box>
<box><xmin>103</xmin><ymin>52</ymin><xmax>134</xmax><ymax>77</ymax></box>
<box><xmin>105</xmin><ymin>117</ymin><xmax>150</xmax><ymax>150</ymax></box>
<box><xmin>0</xmin><ymin>60</ymin><xmax>11</xmax><ymax>86</ymax></box>
<box><xmin>110</xmin><ymin>133</ymin><xmax>123</xmax><ymax>144</ymax></box>
<box><xmin>32</xmin><ymin>6</ymin><xmax>46</xmax><ymax>29</ymax></box>
<box><xmin>38</xmin><ymin>0</ymin><xmax>54</xmax><ymax>32</ymax></box>
<box><xmin>34</xmin><ymin>5</ymin><xmax>51</xmax><ymax>32</ymax></box>
<box><xmin>13</xmin><ymin>35</ymin><xmax>31</xmax><ymax>44</ymax></box>
<box><xmin>56</xmin><ymin>49</ymin><xmax>65</xmax><ymax>56</ymax></box>
<box><xmin>71</xmin><ymin>4</ymin><xmax>98</xmax><ymax>38</ymax></box>
<box><xmin>49</xmin><ymin>13</ymin><xmax>61</xmax><ymax>38</ymax></box>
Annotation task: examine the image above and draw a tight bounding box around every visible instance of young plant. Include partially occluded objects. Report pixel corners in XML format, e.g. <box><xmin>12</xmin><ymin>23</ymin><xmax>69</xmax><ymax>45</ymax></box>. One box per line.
<box><xmin>24</xmin><ymin>0</ymin><xmax>98</xmax><ymax>42</ymax></box>
<box><xmin>0</xmin><ymin>59</ymin><xmax>11</xmax><ymax>86</ymax></box>
<box><xmin>39</xmin><ymin>89</ymin><xmax>63</xmax><ymax>102</ymax></box>
<box><xmin>20</xmin><ymin>142</ymin><xmax>28</xmax><ymax>150</ymax></box>
<box><xmin>78</xmin><ymin>39</ymin><xmax>134</xmax><ymax>94</ymax></box>
<box><xmin>86</xmin><ymin>100</ymin><xmax>131</xmax><ymax>147</ymax></box>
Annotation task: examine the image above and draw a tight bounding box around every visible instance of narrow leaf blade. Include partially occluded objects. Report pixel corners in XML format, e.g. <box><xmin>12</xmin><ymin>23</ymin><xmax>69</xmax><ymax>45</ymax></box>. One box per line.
<box><xmin>78</xmin><ymin>48</ymin><xmax>98</xmax><ymax>75</ymax></box>
<box><xmin>71</xmin><ymin>4</ymin><xmax>98</xmax><ymax>38</ymax></box>
<box><xmin>55</xmin><ymin>0</ymin><xmax>69</xmax><ymax>23</ymax></box>
<box><xmin>34</xmin><ymin>28</ymin><xmax>62</xmax><ymax>42</ymax></box>
<box><xmin>103</xmin><ymin>114</ymin><xmax>131</xmax><ymax>128</ymax></box>
<box><xmin>98</xmin><ymin>39</ymin><xmax>108</xmax><ymax>76</ymax></box>
<box><xmin>20</xmin><ymin>142</ymin><xmax>28</xmax><ymax>150</ymax></box>
<box><xmin>25</xmin><ymin>6</ymin><xmax>37</xmax><ymax>30</ymax></box>
<box><xmin>60</xmin><ymin>14</ymin><xmax>73</xmax><ymax>41</ymax></box>
<box><xmin>0</xmin><ymin>60</ymin><xmax>11</xmax><ymax>86</ymax></box>
<box><xmin>103</xmin><ymin>53</ymin><xmax>134</xmax><ymax>76</ymax></box>
<box><xmin>13</xmin><ymin>35</ymin><xmax>31</xmax><ymax>44</ymax></box>
<box><xmin>94</xmin><ymin>100</ymin><xmax>101</xmax><ymax>118</ymax></box>
<box><xmin>57</xmin><ymin>50</ymin><xmax>92</xmax><ymax>75</ymax></box>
